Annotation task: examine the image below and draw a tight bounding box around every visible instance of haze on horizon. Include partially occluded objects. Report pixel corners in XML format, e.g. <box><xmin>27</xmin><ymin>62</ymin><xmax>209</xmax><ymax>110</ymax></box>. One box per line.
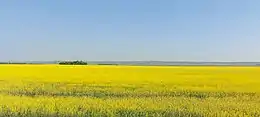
<box><xmin>1</xmin><ymin>0</ymin><xmax>260</xmax><ymax>62</ymax></box>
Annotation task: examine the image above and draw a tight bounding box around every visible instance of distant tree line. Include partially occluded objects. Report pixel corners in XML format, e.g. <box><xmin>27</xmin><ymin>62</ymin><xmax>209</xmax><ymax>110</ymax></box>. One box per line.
<box><xmin>59</xmin><ymin>61</ymin><xmax>88</xmax><ymax>65</ymax></box>
<box><xmin>0</xmin><ymin>62</ymin><xmax>33</xmax><ymax>64</ymax></box>
<box><xmin>97</xmin><ymin>64</ymin><xmax>118</xmax><ymax>65</ymax></box>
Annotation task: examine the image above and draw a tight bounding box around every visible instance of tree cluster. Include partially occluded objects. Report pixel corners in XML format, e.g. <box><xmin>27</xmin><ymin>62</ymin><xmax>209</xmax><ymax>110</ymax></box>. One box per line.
<box><xmin>59</xmin><ymin>61</ymin><xmax>88</xmax><ymax>65</ymax></box>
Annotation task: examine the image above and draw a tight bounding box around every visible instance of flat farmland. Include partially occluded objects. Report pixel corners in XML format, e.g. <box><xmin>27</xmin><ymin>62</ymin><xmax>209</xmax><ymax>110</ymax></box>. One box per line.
<box><xmin>0</xmin><ymin>65</ymin><xmax>260</xmax><ymax>117</ymax></box>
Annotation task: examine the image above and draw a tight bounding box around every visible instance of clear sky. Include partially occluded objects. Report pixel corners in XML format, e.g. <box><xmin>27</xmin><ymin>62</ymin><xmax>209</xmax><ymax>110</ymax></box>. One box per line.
<box><xmin>1</xmin><ymin>0</ymin><xmax>260</xmax><ymax>62</ymax></box>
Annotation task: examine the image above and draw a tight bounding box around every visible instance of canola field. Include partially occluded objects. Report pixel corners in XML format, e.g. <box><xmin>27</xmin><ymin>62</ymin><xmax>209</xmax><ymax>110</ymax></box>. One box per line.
<box><xmin>0</xmin><ymin>65</ymin><xmax>260</xmax><ymax>117</ymax></box>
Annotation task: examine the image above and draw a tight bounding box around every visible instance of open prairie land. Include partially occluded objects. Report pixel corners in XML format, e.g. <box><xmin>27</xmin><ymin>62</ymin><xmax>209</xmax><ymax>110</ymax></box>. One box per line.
<box><xmin>0</xmin><ymin>65</ymin><xmax>260</xmax><ymax>117</ymax></box>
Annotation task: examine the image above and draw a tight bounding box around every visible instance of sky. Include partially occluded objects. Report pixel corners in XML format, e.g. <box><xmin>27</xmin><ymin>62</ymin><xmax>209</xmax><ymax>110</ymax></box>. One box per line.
<box><xmin>0</xmin><ymin>0</ymin><xmax>260</xmax><ymax>62</ymax></box>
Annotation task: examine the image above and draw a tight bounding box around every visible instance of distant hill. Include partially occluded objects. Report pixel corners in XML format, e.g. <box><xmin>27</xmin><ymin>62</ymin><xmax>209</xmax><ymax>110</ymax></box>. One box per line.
<box><xmin>1</xmin><ymin>61</ymin><xmax>260</xmax><ymax>66</ymax></box>
<box><xmin>88</xmin><ymin>61</ymin><xmax>260</xmax><ymax>66</ymax></box>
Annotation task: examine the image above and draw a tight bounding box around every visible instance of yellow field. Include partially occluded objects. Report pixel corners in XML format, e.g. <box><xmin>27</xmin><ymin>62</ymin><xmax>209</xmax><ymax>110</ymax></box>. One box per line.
<box><xmin>0</xmin><ymin>65</ymin><xmax>260</xmax><ymax>117</ymax></box>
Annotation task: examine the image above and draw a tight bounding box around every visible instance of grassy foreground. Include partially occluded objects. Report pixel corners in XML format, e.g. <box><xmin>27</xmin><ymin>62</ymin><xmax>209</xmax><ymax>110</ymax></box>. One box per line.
<box><xmin>0</xmin><ymin>65</ymin><xmax>260</xmax><ymax>117</ymax></box>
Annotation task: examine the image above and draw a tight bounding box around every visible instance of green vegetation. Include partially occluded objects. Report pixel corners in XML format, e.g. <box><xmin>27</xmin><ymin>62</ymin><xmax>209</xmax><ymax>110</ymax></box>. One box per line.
<box><xmin>59</xmin><ymin>60</ymin><xmax>88</xmax><ymax>65</ymax></box>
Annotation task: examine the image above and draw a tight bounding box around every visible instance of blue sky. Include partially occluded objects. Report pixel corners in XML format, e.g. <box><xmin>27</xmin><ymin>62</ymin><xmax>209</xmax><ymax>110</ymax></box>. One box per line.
<box><xmin>1</xmin><ymin>0</ymin><xmax>260</xmax><ymax>61</ymax></box>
